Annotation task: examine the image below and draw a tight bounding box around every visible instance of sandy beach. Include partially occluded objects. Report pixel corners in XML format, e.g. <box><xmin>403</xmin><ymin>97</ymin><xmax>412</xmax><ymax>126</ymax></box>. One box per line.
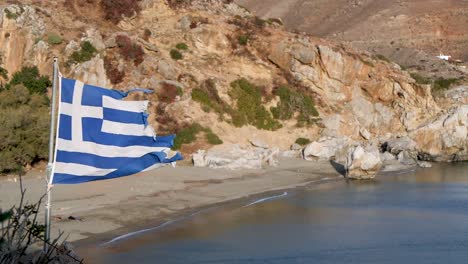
<box><xmin>0</xmin><ymin>158</ymin><xmax>349</xmax><ymax>246</ymax></box>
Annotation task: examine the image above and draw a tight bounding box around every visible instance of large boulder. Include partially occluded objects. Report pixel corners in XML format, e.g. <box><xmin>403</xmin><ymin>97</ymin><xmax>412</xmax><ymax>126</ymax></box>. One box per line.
<box><xmin>345</xmin><ymin>144</ymin><xmax>382</xmax><ymax>180</ymax></box>
<box><xmin>411</xmin><ymin>105</ymin><xmax>468</xmax><ymax>161</ymax></box>
<box><xmin>303</xmin><ymin>137</ymin><xmax>350</xmax><ymax>161</ymax></box>
<box><xmin>192</xmin><ymin>145</ymin><xmax>279</xmax><ymax>170</ymax></box>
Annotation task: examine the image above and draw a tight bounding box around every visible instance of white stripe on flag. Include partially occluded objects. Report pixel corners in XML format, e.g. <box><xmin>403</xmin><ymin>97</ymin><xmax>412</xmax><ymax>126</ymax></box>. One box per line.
<box><xmin>103</xmin><ymin>96</ymin><xmax>149</xmax><ymax>112</ymax></box>
<box><xmin>60</xmin><ymin>103</ymin><xmax>103</xmax><ymax>118</ymax></box>
<box><xmin>101</xmin><ymin>120</ymin><xmax>155</xmax><ymax>137</ymax></box>
<box><xmin>72</xmin><ymin>81</ymin><xmax>84</xmax><ymax>141</ymax></box>
<box><xmin>54</xmin><ymin>162</ymin><xmax>116</xmax><ymax>176</ymax></box>
<box><xmin>57</xmin><ymin>138</ymin><xmax>169</xmax><ymax>158</ymax></box>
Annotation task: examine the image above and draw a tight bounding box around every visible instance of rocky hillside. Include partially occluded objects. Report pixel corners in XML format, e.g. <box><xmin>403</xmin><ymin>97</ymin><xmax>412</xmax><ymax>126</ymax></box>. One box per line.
<box><xmin>0</xmin><ymin>0</ymin><xmax>466</xmax><ymax>171</ymax></box>
<box><xmin>236</xmin><ymin>0</ymin><xmax>468</xmax><ymax>80</ymax></box>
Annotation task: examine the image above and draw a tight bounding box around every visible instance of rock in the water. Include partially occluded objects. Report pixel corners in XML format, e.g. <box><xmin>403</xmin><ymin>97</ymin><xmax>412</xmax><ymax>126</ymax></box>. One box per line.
<box><xmin>303</xmin><ymin>137</ymin><xmax>350</xmax><ymax>161</ymax></box>
<box><xmin>345</xmin><ymin>144</ymin><xmax>382</xmax><ymax>180</ymax></box>
<box><xmin>397</xmin><ymin>150</ymin><xmax>417</xmax><ymax>166</ymax></box>
<box><xmin>417</xmin><ymin>161</ymin><xmax>432</xmax><ymax>168</ymax></box>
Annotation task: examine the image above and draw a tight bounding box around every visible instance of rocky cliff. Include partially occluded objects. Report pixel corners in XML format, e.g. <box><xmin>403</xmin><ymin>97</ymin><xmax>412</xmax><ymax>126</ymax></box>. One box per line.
<box><xmin>0</xmin><ymin>0</ymin><xmax>465</xmax><ymax>168</ymax></box>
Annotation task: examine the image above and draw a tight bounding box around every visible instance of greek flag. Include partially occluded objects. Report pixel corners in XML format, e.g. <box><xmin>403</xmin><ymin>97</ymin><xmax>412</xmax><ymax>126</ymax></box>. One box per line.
<box><xmin>51</xmin><ymin>78</ymin><xmax>182</xmax><ymax>184</ymax></box>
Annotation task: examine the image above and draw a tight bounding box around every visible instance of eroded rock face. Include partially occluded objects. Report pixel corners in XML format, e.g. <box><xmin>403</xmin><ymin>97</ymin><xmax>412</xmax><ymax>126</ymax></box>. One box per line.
<box><xmin>0</xmin><ymin>5</ymin><xmax>49</xmax><ymax>75</ymax></box>
<box><xmin>268</xmin><ymin>37</ymin><xmax>440</xmax><ymax>142</ymax></box>
<box><xmin>345</xmin><ymin>144</ymin><xmax>382</xmax><ymax>180</ymax></box>
<box><xmin>411</xmin><ymin>105</ymin><xmax>468</xmax><ymax>161</ymax></box>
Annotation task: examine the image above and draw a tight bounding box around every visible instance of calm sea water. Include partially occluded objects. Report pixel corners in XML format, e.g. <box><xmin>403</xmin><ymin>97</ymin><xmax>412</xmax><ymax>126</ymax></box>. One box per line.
<box><xmin>96</xmin><ymin>163</ymin><xmax>468</xmax><ymax>264</ymax></box>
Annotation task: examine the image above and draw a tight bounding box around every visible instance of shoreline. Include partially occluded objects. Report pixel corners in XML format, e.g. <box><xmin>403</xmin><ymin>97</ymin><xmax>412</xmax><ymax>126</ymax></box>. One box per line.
<box><xmin>0</xmin><ymin>157</ymin><xmax>416</xmax><ymax>254</ymax></box>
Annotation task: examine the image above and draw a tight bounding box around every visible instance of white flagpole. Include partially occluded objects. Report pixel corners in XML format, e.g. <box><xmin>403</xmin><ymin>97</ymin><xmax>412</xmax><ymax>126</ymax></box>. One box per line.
<box><xmin>44</xmin><ymin>57</ymin><xmax>59</xmax><ymax>252</ymax></box>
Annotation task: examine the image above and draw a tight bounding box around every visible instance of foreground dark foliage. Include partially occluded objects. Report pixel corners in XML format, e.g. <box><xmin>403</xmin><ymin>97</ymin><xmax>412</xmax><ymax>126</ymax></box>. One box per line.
<box><xmin>0</xmin><ymin>173</ymin><xmax>82</xmax><ymax>263</ymax></box>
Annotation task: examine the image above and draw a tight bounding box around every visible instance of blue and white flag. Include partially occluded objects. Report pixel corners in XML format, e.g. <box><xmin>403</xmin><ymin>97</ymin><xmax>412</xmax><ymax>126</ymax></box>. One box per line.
<box><xmin>51</xmin><ymin>78</ymin><xmax>182</xmax><ymax>184</ymax></box>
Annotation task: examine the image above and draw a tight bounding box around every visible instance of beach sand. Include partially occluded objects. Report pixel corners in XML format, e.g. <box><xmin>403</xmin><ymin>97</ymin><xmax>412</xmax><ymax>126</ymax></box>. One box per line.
<box><xmin>0</xmin><ymin>158</ymin><xmax>346</xmax><ymax>246</ymax></box>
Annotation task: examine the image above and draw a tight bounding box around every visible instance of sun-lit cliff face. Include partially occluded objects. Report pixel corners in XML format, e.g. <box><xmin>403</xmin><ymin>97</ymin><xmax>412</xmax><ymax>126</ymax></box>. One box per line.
<box><xmin>0</xmin><ymin>0</ymin><xmax>465</xmax><ymax>164</ymax></box>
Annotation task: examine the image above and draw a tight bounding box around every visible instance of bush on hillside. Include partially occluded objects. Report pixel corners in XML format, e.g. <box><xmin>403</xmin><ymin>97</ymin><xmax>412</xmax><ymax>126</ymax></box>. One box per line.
<box><xmin>0</xmin><ymin>66</ymin><xmax>8</xmax><ymax>80</ymax></box>
<box><xmin>69</xmin><ymin>41</ymin><xmax>97</xmax><ymax>64</ymax></box>
<box><xmin>270</xmin><ymin>86</ymin><xmax>319</xmax><ymax>126</ymax></box>
<box><xmin>410</xmin><ymin>72</ymin><xmax>431</xmax><ymax>85</ymax></box>
<box><xmin>237</xmin><ymin>35</ymin><xmax>249</xmax><ymax>46</ymax></box>
<box><xmin>47</xmin><ymin>34</ymin><xmax>63</xmax><ymax>45</ymax></box>
<box><xmin>175</xmin><ymin>43</ymin><xmax>188</xmax><ymax>50</ymax></box>
<box><xmin>5</xmin><ymin>66</ymin><xmax>51</xmax><ymax>94</ymax></box>
<box><xmin>432</xmin><ymin>77</ymin><xmax>460</xmax><ymax>92</ymax></box>
<box><xmin>104</xmin><ymin>56</ymin><xmax>125</xmax><ymax>85</ymax></box>
<box><xmin>170</xmin><ymin>49</ymin><xmax>183</xmax><ymax>60</ymax></box>
<box><xmin>115</xmin><ymin>35</ymin><xmax>145</xmax><ymax>66</ymax></box>
<box><xmin>172</xmin><ymin>123</ymin><xmax>223</xmax><ymax>150</ymax></box>
<box><xmin>157</xmin><ymin>82</ymin><xmax>182</xmax><ymax>103</ymax></box>
<box><xmin>229</xmin><ymin>79</ymin><xmax>281</xmax><ymax>130</ymax></box>
<box><xmin>295</xmin><ymin>137</ymin><xmax>311</xmax><ymax>146</ymax></box>
<box><xmin>101</xmin><ymin>0</ymin><xmax>142</xmax><ymax>23</ymax></box>
<box><xmin>0</xmin><ymin>85</ymin><xmax>49</xmax><ymax>173</ymax></box>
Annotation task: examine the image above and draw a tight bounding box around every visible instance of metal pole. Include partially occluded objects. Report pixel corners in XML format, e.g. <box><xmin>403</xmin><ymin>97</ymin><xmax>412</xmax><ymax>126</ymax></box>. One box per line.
<box><xmin>44</xmin><ymin>57</ymin><xmax>58</xmax><ymax>252</ymax></box>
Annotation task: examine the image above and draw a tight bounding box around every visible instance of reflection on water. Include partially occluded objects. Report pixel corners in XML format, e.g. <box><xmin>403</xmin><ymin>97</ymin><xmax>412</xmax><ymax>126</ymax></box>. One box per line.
<box><xmin>94</xmin><ymin>163</ymin><xmax>468</xmax><ymax>264</ymax></box>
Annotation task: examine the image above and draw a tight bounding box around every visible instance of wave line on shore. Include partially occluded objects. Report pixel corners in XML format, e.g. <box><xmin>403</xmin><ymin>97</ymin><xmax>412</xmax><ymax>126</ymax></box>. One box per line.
<box><xmin>242</xmin><ymin>192</ymin><xmax>288</xmax><ymax>208</ymax></box>
<box><xmin>100</xmin><ymin>206</ymin><xmax>221</xmax><ymax>247</ymax></box>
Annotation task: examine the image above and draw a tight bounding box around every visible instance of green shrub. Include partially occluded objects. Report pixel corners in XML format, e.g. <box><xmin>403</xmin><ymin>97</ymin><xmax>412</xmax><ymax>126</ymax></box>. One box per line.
<box><xmin>374</xmin><ymin>54</ymin><xmax>391</xmax><ymax>63</ymax></box>
<box><xmin>173</xmin><ymin>123</ymin><xmax>203</xmax><ymax>150</ymax></box>
<box><xmin>47</xmin><ymin>34</ymin><xmax>63</xmax><ymax>45</ymax></box>
<box><xmin>69</xmin><ymin>41</ymin><xmax>97</xmax><ymax>64</ymax></box>
<box><xmin>229</xmin><ymin>79</ymin><xmax>281</xmax><ymax>130</ymax></box>
<box><xmin>410</xmin><ymin>72</ymin><xmax>431</xmax><ymax>85</ymax></box>
<box><xmin>205</xmin><ymin>128</ymin><xmax>223</xmax><ymax>145</ymax></box>
<box><xmin>170</xmin><ymin>49</ymin><xmax>183</xmax><ymax>60</ymax></box>
<box><xmin>4</xmin><ymin>9</ymin><xmax>18</xmax><ymax>20</ymax></box>
<box><xmin>270</xmin><ymin>86</ymin><xmax>319</xmax><ymax>126</ymax></box>
<box><xmin>0</xmin><ymin>66</ymin><xmax>8</xmax><ymax>80</ymax></box>
<box><xmin>5</xmin><ymin>66</ymin><xmax>51</xmax><ymax>94</ymax></box>
<box><xmin>295</xmin><ymin>137</ymin><xmax>311</xmax><ymax>146</ymax></box>
<box><xmin>433</xmin><ymin>77</ymin><xmax>460</xmax><ymax>92</ymax></box>
<box><xmin>238</xmin><ymin>35</ymin><xmax>249</xmax><ymax>45</ymax></box>
<box><xmin>172</xmin><ymin>123</ymin><xmax>223</xmax><ymax>149</ymax></box>
<box><xmin>175</xmin><ymin>42</ymin><xmax>188</xmax><ymax>50</ymax></box>
<box><xmin>0</xmin><ymin>85</ymin><xmax>49</xmax><ymax>173</ymax></box>
<box><xmin>191</xmin><ymin>88</ymin><xmax>221</xmax><ymax>113</ymax></box>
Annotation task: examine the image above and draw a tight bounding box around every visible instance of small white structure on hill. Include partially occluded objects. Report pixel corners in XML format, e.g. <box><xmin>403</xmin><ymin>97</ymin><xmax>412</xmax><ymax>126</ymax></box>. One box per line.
<box><xmin>436</xmin><ymin>54</ymin><xmax>451</xmax><ymax>61</ymax></box>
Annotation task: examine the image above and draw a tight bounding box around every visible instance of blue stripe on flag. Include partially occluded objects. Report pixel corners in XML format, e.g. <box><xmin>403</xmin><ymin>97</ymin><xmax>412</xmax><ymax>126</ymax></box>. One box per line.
<box><xmin>58</xmin><ymin>114</ymin><xmax>72</xmax><ymax>140</ymax></box>
<box><xmin>103</xmin><ymin>108</ymin><xmax>145</xmax><ymax>124</ymax></box>
<box><xmin>56</xmin><ymin>150</ymin><xmax>168</xmax><ymax>169</ymax></box>
<box><xmin>53</xmin><ymin>152</ymin><xmax>183</xmax><ymax>184</ymax></box>
<box><xmin>82</xmin><ymin>83</ymin><xmax>126</xmax><ymax>107</ymax></box>
<box><xmin>61</xmin><ymin>78</ymin><xmax>75</xmax><ymax>103</ymax></box>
